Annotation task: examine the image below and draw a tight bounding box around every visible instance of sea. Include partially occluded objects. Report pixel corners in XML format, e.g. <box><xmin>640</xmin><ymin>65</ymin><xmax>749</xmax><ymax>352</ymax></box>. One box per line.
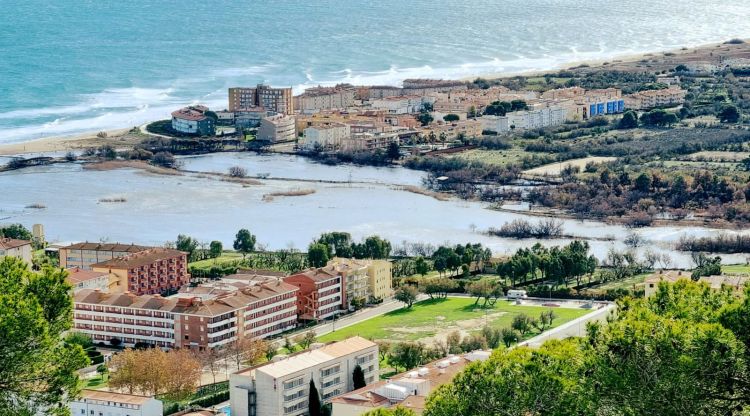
<box><xmin>1</xmin><ymin>0</ymin><xmax>750</xmax><ymax>144</ymax></box>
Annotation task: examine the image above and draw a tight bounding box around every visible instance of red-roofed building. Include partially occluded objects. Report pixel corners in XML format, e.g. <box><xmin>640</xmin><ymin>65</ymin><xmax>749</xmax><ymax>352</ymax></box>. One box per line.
<box><xmin>66</xmin><ymin>267</ymin><xmax>111</xmax><ymax>292</ymax></box>
<box><xmin>171</xmin><ymin>105</ymin><xmax>216</xmax><ymax>136</ymax></box>
<box><xmin>0</xmin><ymin>237</ymin><xmax>32</xmax><ymax>265</ymax></box>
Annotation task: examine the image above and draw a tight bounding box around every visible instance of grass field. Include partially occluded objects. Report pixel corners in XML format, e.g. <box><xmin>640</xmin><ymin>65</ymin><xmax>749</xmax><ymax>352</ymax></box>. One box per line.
<box><xmin>188</xmin><ymin>252</ymin><xmax>244</xmax><ymax>268</ymax></box>
<box><xmin>594</xmin><ymin>272</ymin><xmax>651</xmax><ymax>291</ymax></box>
<box><xmin>723</xmin><ymin>264</ymin><xmax>750</xmax><ymax>275</ymax></box>
<box><xmin>523</xmin><ymin>156</ymin><xmax>617</xmax><ymax>177</ymax></box>
<box><xmin>451</xmin><ymin>148</ymin><xmax>529</xmax><ymax>167</ymax></box>
<box><xmin>318</xmin><ymin>297</ymin><xmax>590</xmax><ymax>345</ymax></box>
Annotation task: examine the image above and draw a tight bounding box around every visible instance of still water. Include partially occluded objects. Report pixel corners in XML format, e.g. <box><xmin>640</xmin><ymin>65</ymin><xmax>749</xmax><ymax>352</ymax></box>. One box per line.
<box><xmin>0</xmin><ymin>153</ymin><xmax>747</xmax><ymax>268</ymax></box>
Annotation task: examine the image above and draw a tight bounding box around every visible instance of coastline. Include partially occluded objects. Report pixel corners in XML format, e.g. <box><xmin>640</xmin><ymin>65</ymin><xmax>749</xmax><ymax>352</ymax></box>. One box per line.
<box><xmin>1</xmin><ymin>39</ymin><xmax>747</xmax><ymax>158</ymax></box>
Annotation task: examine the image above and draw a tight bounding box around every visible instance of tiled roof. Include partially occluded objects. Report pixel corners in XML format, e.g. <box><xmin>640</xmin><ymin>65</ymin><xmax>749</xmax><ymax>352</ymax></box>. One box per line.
<box><xmin>77</xmin><ymin>389</ymin><xmax>154</xmax><ymax>405</ymax></box>
<box><xmin>91</xmin><ymin>248</ymin><xmax>185</xmax><ymax>269</ymax></box>
<box><xmin>62</xmin><ymin>242</ymin><xmax>150</xmax><ymax>252</ymax></box>
<box><xmin>66</xmin><ymin>268</ymin><xmax>109</xmax><ymax>284</ymax></box>
<box><xmin>0</xmin><ymin>238</ymin><xmax>31</xmax><ymax>250</ymax></box>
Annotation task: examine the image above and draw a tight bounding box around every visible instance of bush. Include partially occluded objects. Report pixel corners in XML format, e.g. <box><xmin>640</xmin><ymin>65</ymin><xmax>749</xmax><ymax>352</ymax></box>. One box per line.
<box><xmin>152</xmin><ymin>151</ymin><xmax>177</xmax><ymax>168</ymax></box>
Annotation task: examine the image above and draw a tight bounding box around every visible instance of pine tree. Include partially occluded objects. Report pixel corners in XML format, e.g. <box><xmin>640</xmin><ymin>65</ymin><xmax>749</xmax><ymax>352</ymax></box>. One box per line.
<box><xmin>309</xmin><ymin>379</ymin><xmax>322</xmax><ymax>416</ymax></box>
<box><xmin>353</xmin><ymin>364</ymin><xmax>366</xmax><ymax>389</ymax></box>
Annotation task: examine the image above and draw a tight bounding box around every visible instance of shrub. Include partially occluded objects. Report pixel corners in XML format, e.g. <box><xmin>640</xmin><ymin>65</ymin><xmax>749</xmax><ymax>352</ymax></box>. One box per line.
<box><xmin>228</xmin><ymin>166</ymin><xmax>248</xmax><ymax>178</ymax></box>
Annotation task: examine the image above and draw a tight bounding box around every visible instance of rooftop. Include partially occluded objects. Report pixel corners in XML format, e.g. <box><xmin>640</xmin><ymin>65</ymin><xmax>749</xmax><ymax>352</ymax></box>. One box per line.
<box><xmin>91</xmin><ymin>248</ymin><xmax>186</xmax><ymax>269</ymax></box>
<box><xmin>66</xmin><ymin>267</ymin><xmax>109</xmax><ymax>285</ymax></box>
<box><xmin>172</xmin><ymin>106</ymin><xmax>210</xmax><ymax>121</ymax></box>
<box><xmin>62</xmin><ymin>242</ymin><xmax>150</xmax><ymax>253</ymax></box>
<box><xmin>0</xmin><ymin>238</ymin><xmax>31</xmax><ymax>250</ymax></box>
<box><xmin>77</xmin><ymin>389</ymin><xmax>155</xmax><ymax>405</ymax></box>
<box><xmin>237</xmin><ymin>336</ymin><xmax>376</xmax><ymax>379</ymax></box>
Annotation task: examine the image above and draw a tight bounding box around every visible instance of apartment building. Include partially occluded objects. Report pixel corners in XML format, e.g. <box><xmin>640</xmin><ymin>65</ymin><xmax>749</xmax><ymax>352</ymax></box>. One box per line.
<box><xmin>91</xmin><ymin>248</ymin><xmax>189</xmax><ymax>295</ymax></box>
<box><xmin>0</xmin><ymin>237</ymin><xmax>32</xmax><ymax>265</ymax></box>
<box><xmin>342</xmin><ymin>132</ymin><xmax>401</xmax><ymax>152</ymax></box>
<box><xmin>370</xmin><ymin>95</ymin><xmax>436</xmax><ymax>115</ymax></box>
<box><xmin>284</xmin><ymin>268</ymin><xmax>344</xmax><ymax>321</ymax></box>
<box><xmin>356</xmin><ymin>86</ymin><xmax>403</xmax><ymax>101</ymax></box>
<box><xmin>624</xmin><ymin>86</ymin><xmax>687</xmax><ymax>110</ymax></box>
<box><xmin>301</xmin><ymin>123</ymin><xmax>352</xmax><ymax>150</ymax></box>
<box><xmin>228</xmin><ymin>85</ymin><xmax>293</xmax><ymax>114</ymax></box>
<box><xmin>481</xmin><ymin>106</ymin><xmax>567</xmax><ymax>133</ymax></box>
<box><xmin>234</xmin><ymin>107</ymin><xmax>268</xmax><ymax>129</ymax></box>
<box><xmin>294</xmin><ymin>84</ymin><xmax>357</xmax><ymax>114</ymax></box>
<box><xmin>402</xmin><ymin>78</ymin><xmax>467</xmax><ymax>95</ymax></box>
<box><xmin>331</xmin><ymin>351</ymin><xmax>490</xmax><ymax>415</ymax></box>
<box><xmin>66</xmin><ymin>267</ymin><xmax>111</xmax><ymax>292</ymax></box>
<box><xmin>59</xmin><ymin>242</ymin><xmax>150</xmax><ymax>270</ymax></box>
<box><xmin>171</xmin><ymin>105</ymin><xmax>216</xmax><ymax>136</ymax></box>
<box><xmin>327</xmin><ymin>258</ymin><xmax>393</xmax><ymax>302</ymax></box>
<box><xmin>73</xmin><ymin>276</ymin><xmax>298</xmax><ymax>349</ymax></box>
<box><xmin>230</xmin><ymin>336</ymin><xmax>379</xmax><ymax>416</ymax></box>
<box><xmin>71</xmin><ymin>390</ymin><xmax>163</xmax><ymax>416</ymax></box>
<box><xmin>257</xmin><ymin>114</ymin><xmax>296</xmax><ymax>142</ymax></box>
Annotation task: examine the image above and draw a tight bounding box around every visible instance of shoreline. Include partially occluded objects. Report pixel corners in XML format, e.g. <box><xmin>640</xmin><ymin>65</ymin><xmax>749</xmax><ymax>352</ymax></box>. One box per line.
<box><xmin>2</xmin><ymin>40</ymin><xmax>748</xmax><ymax>157</ymax></box>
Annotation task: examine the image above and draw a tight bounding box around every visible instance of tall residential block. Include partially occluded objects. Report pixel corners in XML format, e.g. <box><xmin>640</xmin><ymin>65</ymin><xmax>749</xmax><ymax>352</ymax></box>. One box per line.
<box><xmin>229</xmin><ymin>84</ymin><xmax>293</xmax><ymax>114</ymax></box>
<box><xmin>230</xmin><ymin>336</ymin><xmax>379</xmax><ymax>416</ymax></box>
<box><xmin>91</xmin><ymin>248</ymin><xmax>189</xmax><ymax>295</ymax></box>
<box><xmin>59</xmin><ymin>242</ymin><xmax>150</xmax><ymax>270</ymax></box>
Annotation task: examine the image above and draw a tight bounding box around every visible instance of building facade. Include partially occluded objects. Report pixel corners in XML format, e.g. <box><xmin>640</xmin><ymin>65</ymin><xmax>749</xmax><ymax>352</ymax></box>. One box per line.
<box><xmin>71</xmin><ymin>390</ymin><xmax>163</xmax><ymax>416</ymax></box>
<box><xmin>284</xmin><ymin>269</ymin><xmax>344</xmax><ymax>320</ymax></box>
<box><xmin>230</xmin><ymin>336</ymin><xmax>379</xmax><ymax>416</ymax></box>
<box><xmin>302</xmin><ymin>123</ymin><xmax>352</xmax><ymax>150</ymax></box>
<box><xmin>66</xmin><ymin>267</ymin><xmax>111</xmax><ymax>292</ymax></box>
<box><xmin>171</xmin><ymin>105</ymin><xmax>216</xmax><ymax>136</ymax></box>
<box><xmin>59</xmin><ymin>242</ymin><xmax>150</xmax><ymax>270</ymax></box>
<box><xmin>257</xmin><ymin>114</ymin><xmax>296</xmax><ymax>142</ymax></box>
<box><xmin>73</xmin><ymin>275</ymin><xmax>298</xmax><ymax>349</ymax></box>
<box><xmin>0</xmin><ymin>238</ymin><xmax>32</xmax><ymax>265</ymax></box>
<box><xmin>624</xmin><ymin>86</ymin><xmax>687</xmax><ymax>110</ymax></box>
<box><xmin>481</xmin><ymin>106</ymin><xmax>567</xmax><ymax>133</ymax></box>
<box><xmin>91</xmin><ymin>248</ymin><xmax>189</xmax><ymax>295</ymax></box>
<box><xmin>229</xmin><ymin>85</ymin><xmax>293</xmax><ymax>114</ymax></box>
<box><xmin>370</xmin><ymin>96</ymin><xmax>436</xmax><ymax>114</ymax></box>
<box><xmin>326</xmin><ymin>258</ymin><xmax>393</xmax><ymax>303</ymax></box>
<box><xmin>294</xmin><ymin>84</ymin><xmax>357</xmax><ymax>114</ymax></box>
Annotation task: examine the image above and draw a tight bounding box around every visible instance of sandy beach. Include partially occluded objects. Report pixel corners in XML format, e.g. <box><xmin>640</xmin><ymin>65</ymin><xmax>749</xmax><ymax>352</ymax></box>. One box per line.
<box><xmin>0</xmin><ymin>128</ymin><xmax>139</xmax><ymax>156</ymax></box>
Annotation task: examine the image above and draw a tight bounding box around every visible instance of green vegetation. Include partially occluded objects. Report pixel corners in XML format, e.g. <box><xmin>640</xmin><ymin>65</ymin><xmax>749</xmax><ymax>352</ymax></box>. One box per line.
<box><xmin>317</xmin><ymin>297</ymin><xmax>589</xmax><ymax>344</ymax></box>
<box><xmin>0</xmin><ymin>257</ymin><xmax>88</xmax><ymax>415</ymax></box>
<box><xmin>423</xmin><ymin>280</ymin><xmax>750</xmax><ymax>415</ymax></box>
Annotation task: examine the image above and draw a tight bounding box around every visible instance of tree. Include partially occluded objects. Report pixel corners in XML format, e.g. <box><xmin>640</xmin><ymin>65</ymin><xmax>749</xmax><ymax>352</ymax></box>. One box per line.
<box><xmin>501</xmin><ymin>328</ymin><xmax>519</xmax><ymax>348</ymax></box>
<box><xmin>195</xmin><ymin>348</ymin><xmax>225</xmax><ymax>385</ymax></box>
<box><xmin>296</xmin><ymin>331</ymin><xmax>317</xmax><ymax>350</ymax></box>
<box><xmin>363</xmin><ymin>407</ymin><xmax>418</xmax><ymax>416</ymax></box>
<box><xmin>96</xmin><ymin>364</ymin><xmax>109</xmax><ymax>381</ymax></box>
<box><xmin>353</xmin><ymin>236</ymin><xmax>391</xmax><ymax>259</ymax></box>
<box><xmin>532</xmin><ymin>310</ymin><xmax>556</xmax><ymax>333</ymax></box>
<box><xmin>466</xmin><ymin>278</ymin><xmax>502</xmax><ymax>307</ymax></box>
<box><xmin>152</xmin><ymin>151</ymin><xmax>177</xmax><ymax>168</ymax></box>
<box><xmin>0</xmin><ymin>223</ymin><xmax>32</xmax><ymax>240</ymax></box>
<box><xmin>228</xmin><ymin>166</ymin><xmax>247</xmax><ymax>178</ymax></box>
<box><xmin>417</xmin><ymin>111</ymin><xmax>434</xmax><ymax>126</ymax></box>
<box><xmin>617</xmin><ymin>110</ymin><xmax>639</xmax><ymax>129</ymax></box>
<box><xmin>0</xmin><ymin>257</ymin><xmax>88</xmax><ymax>416</ymax></box>
<box><xmin>353</xmin><ymin>364</ymin><xmax>366</xmax><ymax>389</ymax></box>
<box><xmin>414</xmin><ymin>256</ymin><xmax>429</xmax><ymax>276</ymax></box>
<box><xmin>443</xmin><ymin>114</ymin><xmax>460</xmax><ymax>122</ymax></box>
<box><xmin>175</xmin><ymin>234</ymin><xmax>199</xmax><ymax>261</ymax></box>
<box><xmin>108</xmin><ymin>348</ymin><xmax>201</xmax><ymax>401</ymax></box>
<box><xmin>719</xmin><ymin>104</ymin><xmax>741</xmax><ymax>123</ymax></box>
<box><xmin>395</xmin><ymin>285</ymin><xmax>418</xmax><ymax>308</ymax></box>
<box><xmin>376</xmin><ymin>341</ymin><xmax>391</xmax><ymax>362</ymax></box>
<box><xmin>316</xmin><ymin>232</ymin><xmax>354</xmax><ymax>258</ymax></box>
<box><xmin>225</xmin><ymin>337</ymin><xmax>268</xmax><ymax>370</ymax></box>
<box><xmin>420</xmin><ymin>277</ymin><xmax>458</xmax><ymax>299</ymax></box>
<box><xmin>233</xmin><ymin>229</ymin><xmax>256</xmax><ymax>259</ymax></box>
<box><xmin>209</xmin><ymin>240</ymin><xmax>223</xmax><ymax>259</ymax></box>
<box><xmin>389</xmin><ymin>342</ymin><xmax>427</xmax><ymax>371</ymax></box>
<box><xmin>387</xmin><ymin>142</ymin><xmax>401</xmax><ymax>160</ymax></box>
<box><xmin>309</xmin><ymin>379</ymin><xmax>322</xmax><ymax>416</ymax></box>
<box><xmin>511</xmin><ymin>313</ymin><xmax>533</xmax><ymax>337</ymax></box>
<box><xmin>510</xmin><ymin>99</ymin><xmax>528</xmax><ymax>111</ymax></box>
<box><xmin>307</xmin><ymin>243</ymin><xmax>330</xmax><ymax>267</ymax></box>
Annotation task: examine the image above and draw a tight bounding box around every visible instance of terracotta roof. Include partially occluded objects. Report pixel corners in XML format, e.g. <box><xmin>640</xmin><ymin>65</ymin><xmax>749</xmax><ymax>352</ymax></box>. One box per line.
<box><xmin>62</xmin><ymin>242</ymin><xmax>150</xmax><ymax>253</ymax></box>
<box><xmin>91</xmin><ymin>248</ymin><xmax>186</xmax><ymax>269</ymax></box>
<box><xmin>285</xmin><ymin>267</ymin><xmax>341</xmax><ymax>283</ymax></box>
<box><xmin>0</xmin><ymin>238</ymin><xmax>31</xmax><ymax>250</ymax></box>
<box><xmin>171</xmin><ymin>105</ymin><xmax>210</xmax><ymax>121</ymax></box>
<box><xmin>66</xmin><ymin>268</ymin><xmax>109</xmax><ymax>284</ymax></box>
<box><xmin>77</xmin><ymin>389</ymin><xmax>154</xmax><ymax>405</ymax></box>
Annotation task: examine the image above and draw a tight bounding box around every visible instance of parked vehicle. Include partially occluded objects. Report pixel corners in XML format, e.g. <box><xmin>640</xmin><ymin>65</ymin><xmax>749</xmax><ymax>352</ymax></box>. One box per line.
<box><xmin>506</xmin><ymin>289</ymin><xmax>528</xmax><ymax>299</ymax></box>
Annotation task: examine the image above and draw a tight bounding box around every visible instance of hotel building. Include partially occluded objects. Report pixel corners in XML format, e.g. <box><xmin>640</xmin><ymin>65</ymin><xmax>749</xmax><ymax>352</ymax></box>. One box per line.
<box><xmin>230</xmin><ymin>336</ymin><xmax>379</xmax><ymax>416</ymax></box>
<box><xmin>257</xmin><ymin>114</ymin><xmax>297</xmax><ymax>142</ymax></box>
<box><xmin>59</xmin><ymin>242</ymin><xmax>150</xmax><ymax>270</ymax></box>
<box><xmin>91</xmin><ymin>248</ymin><xmax>190</xmax><ymax>295</ymax></box>
<box><xmin>72</xmin><ymin>275</ymin><xmax>299</xmax><ymax>349</ymax></box>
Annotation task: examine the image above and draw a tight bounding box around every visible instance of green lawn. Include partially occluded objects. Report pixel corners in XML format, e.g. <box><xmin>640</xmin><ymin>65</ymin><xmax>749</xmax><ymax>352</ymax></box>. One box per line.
<box><xmin>723</xmin><ymin>264</ymin><xmax>750</xmax><ymax>275</ymax></box>
<box><xmin>451</xmin><ymin>148</ymin><xmax>530</xmax><ymax>167</ymax></box>
<box><xmin>594</xmin><ymin>272</ymin><xmax>651</xmax><ymax>291</ymax></box>
<box><xmin>83</xmin><ymin>375</ymin><xmax>108</xmax><ymax>390</ymax></box>
<box><xmin>318</xmin><ymin>297</ymin><xmax>590</xmax><ymax>344</ymax></box>
<box><xmin>188</xmin><ymin>252</ymin><xmax>244</xmax><ymax>268</ymax></box>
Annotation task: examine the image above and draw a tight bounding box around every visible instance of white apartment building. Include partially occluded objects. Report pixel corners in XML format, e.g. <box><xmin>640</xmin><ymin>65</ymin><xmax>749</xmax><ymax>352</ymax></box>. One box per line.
<box><xmin>230</xmin><ymin>336</ymin><xmax>379</xmax><ymax>416</ymax></box>
<box><xmin>624</xmin><ymin>86</ymin><xmax>687</xmax><ymax>110</ymax></box>
<box><xmin>257</xmin><ymin>114</ymin><xmax>296</xmax><ymax>142</ymax></box>
<box><xmin>341</xmin><ymin>132</ymin><xmax>400</xmax><ymax>152</ymax></box>
<box><xmin>72</xmin><ymin>275</ymin><xmax>299</xmax><ymax>349</ymax></box>
<box><xmin>370</xmin><ymin>95</ymin><xmax>436</xmax><ymax>114</ymax></box>
<box><xmin>66</xmin><ymin>268</ymin><xmax>111</xmax><ymax>292</ymax></box>
<box><xmin>302</xmin><ymin>123</ymin><xmax>352</xmax><ymax>150</ymax></box>
<box><xmin>481</xmin><ymin>106</ymin><xmax>567</xmax><ymax>133</ymax></box>
<box><xmin>71</xmin><ymin>390</ymin><xmax>163</xmax><ymax>416</ymax></box>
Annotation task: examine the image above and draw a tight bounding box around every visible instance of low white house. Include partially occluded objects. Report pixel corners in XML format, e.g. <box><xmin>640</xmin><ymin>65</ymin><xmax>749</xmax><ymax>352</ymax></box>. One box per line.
<box><xmin>302</xmin><ymin>123</ymin><xmax>352</xmax><ymax>150</ymax></box>
<box><xmin>70</xmin><ymin>390</ymin><xmax>163</xmax><ymax>416</ymax></box>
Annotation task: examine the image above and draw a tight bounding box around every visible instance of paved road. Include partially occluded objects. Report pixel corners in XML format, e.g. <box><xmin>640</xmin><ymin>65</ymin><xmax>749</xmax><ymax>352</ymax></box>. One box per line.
<box><xmin>518</xmin><ymin>302</ymin><xmax>616</xmax><ymax>347</ymax></box>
